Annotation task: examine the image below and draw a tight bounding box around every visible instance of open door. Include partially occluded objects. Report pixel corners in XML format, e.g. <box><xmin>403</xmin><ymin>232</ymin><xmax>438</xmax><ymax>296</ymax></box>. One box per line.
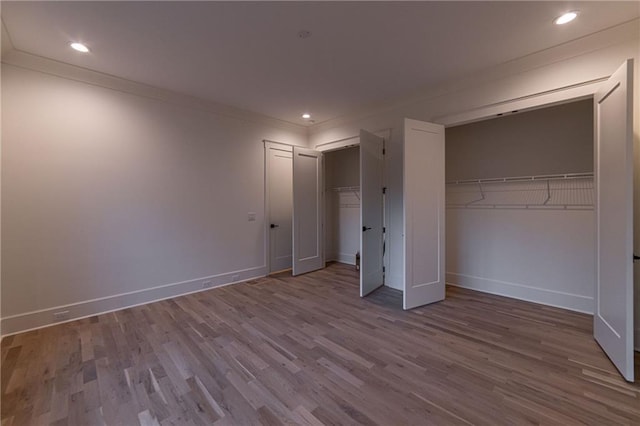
<box><xmin>594</xmin><ymin>59</ymin><xmax>634</xmax><ymax>382</ymax></box>
<box><xmin>292</xmin><ymin>146</ymin><xmax>324</xmax><ymax>276</ymax></box>
<box><xmin>403</xmin><ymin>119</ymin><xmax>445</xmax><ymax>310</ymax></box>
<box><xmin>360</xmin><ymin>130</ymin><xmax>384</xmax><ymax>297</ymax></box>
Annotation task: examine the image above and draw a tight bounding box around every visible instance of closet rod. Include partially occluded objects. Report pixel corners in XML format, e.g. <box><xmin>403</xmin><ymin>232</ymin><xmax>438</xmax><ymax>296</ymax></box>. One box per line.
<box><xmin>332</xmin><ymin>186</ymin><xmax>360</xmax><ymax>192</ymax></box>
<box><xmin>446</xmin><ymin>204</ymin><xmax>594</xmax><ymax>210</ymax></box>
<box><xmin>446</xmin><ymin>172</ymin><xmax>593</xmax><ymax>185</ymax></box>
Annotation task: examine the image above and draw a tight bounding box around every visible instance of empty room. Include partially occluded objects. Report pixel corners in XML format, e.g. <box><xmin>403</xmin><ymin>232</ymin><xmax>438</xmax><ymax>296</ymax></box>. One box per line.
<box><xmin>2</xmin><ymin>2</ymin><xmax>640</xmax><ymax>425</ymax></box>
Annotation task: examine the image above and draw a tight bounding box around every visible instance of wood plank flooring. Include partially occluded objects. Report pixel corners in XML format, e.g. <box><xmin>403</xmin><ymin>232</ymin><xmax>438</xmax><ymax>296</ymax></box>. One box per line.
<box><xmin>2</xmin><ymin>262</ymin><xmax>639</xmax><ymax>425</ymax></box>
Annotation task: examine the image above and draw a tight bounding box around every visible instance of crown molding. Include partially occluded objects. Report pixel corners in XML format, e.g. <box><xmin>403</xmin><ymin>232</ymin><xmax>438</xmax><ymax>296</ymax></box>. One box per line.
<box><xmin>3</xmin><ymin>17</ymin><xmax>637</xmax><ymax>138</ymax></box>
<box><xmin>309</xmin><ymin>18</ymin><xmax>640</xmax><ymax>135</ymax></box>
<box><xmin>1</xmin><ymin>18</ymin><xmax>15</xmax><ymax>56</ymax></box>
<box><xmin>1</xmin><ymin>48</ymin><xmax>307</xmax><ymax>135</ymax></box>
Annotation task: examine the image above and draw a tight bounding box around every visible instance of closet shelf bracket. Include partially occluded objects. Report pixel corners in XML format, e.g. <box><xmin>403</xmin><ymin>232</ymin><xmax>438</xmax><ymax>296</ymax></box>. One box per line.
<box><xmin>332</xmin><ymin>186</ymin><xmax>361</xmax><ymax>200</ymax></box>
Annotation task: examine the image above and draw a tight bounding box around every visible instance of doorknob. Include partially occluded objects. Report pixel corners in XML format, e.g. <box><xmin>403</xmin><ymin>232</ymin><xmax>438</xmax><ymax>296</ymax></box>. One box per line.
<box><xmin>270</xmin><ymin>224</ymin><xmax>279</xmax><ymax>229</ymax></box>
<box><xmin>634</xmin><ymin>254</ymin><xmax>640</xmax><ymax>261</ymax></box>
<box><xmin>362</xmin><ymin>226</ymin><xmax>372</xmax><ymax>232</ymax></box>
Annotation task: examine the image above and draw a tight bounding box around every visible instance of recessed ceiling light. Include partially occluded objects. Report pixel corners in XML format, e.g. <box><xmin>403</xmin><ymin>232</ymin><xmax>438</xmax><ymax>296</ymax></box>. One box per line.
<box><xmin>70</xmin><ymin>42</ymin><xmax>90</xmax><ymax>53</ymax></box>
<box><xmin>554</xmin><ymin>11</ymin><xmax>578</xmax><ymax>25</ymax></box>
<box><xmin>302</xmin><ymin>113</ymin><xmax>311</xmax><ymax>119</ymax></box>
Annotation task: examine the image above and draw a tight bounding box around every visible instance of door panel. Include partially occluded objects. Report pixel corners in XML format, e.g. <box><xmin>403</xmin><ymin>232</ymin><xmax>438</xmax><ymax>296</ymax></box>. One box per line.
<box><xmin>594</xmin><ymin>59</ymin><xmax>634</xmax><ymax>382</ymax></box>
<box><xmin>267</xmin><ymin>147</ymin><xmax>293</xmax><ymax>273</ymax></box>
<box><xmin>293</xmin><ymin>146</ymin><xmax>324</xmax><ymax>275</ymax></box>
<box><xmin>360</xmin><ymin>130</ymin><xmax>385</xmax><ymax>297</ymax></box>
<box><xmin>403</xmin><ymin>119</ymin><xmax>445</xmax><ymax>310</ymax></box>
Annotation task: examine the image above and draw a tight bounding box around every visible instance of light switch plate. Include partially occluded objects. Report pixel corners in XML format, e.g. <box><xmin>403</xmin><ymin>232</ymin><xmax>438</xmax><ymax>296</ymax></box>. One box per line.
<box><xmin>248</xmin><ymin>212</ymin><xmax>256</xmax><ymax>221</ymax></box>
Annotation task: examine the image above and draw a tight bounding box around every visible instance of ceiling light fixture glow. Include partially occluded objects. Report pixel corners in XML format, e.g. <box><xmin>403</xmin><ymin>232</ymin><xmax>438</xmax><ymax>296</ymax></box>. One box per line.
<box><xmin>70</xmin><ymin>42</ymin><xmax>90</xmax><ymax>53</ymax></box>
<box><xmin>554</xmin><ymin>11</ymin><xmax>578</xmax><ymax>25</ymax></box>
<box><xmin>302</xmin><ymin>113</ymin><xmax>311</xmax><ymax>119</ymax></box>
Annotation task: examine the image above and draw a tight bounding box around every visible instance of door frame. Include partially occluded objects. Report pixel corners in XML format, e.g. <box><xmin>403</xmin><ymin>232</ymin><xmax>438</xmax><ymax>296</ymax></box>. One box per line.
<box><xmin>314</xmin><ymin>129</ymin><xmax>391</xmax><ymax>152</ymax></box>
<box><xmin>314</xmin><ymin>129</ymin><xmax>391</xmax><ymax>274</ymax></box>
<box><xmin>264</xmin><ymin>140</ymin><xmax>294</xmax><ymax>274</ymax></box>
<box><xmin>435</xmin><ymin>79</ymin><xmax>605</xmax><ymax>127</ymax></box>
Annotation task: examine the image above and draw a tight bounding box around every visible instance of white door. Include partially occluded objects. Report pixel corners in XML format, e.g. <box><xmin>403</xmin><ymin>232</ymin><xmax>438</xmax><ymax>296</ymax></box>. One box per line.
<box><xmin>403</xmin><ymin>119</ymin><xmax>445</xmax><ymax>310</ymax></box>
<box><xmin>594</xmin><ymin>59</ymin><xmax>634</xmax><ymax>382</ymax></box>
<box><xmin>360</xmin><ymin>130</ymin><xmax>385</xmax><ymax>297</ymax></box>
<box><xmin>292</xmin><ymin>146</ymin><xmax>324</xmax><ymax>276</ymax></box>
<box><xmin>266</xmin><ymin>145</ymin><xmax>293</xmax><ymax>273</ymax></box>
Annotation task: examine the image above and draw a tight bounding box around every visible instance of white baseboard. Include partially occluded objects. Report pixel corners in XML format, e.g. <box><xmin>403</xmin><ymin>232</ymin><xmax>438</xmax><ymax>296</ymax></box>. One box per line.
<box><xmin>446</xmin><ymin>272</ymin><xmax>594</xmax><ymax>314</ymax></box>
<box><xmin>1</xmin><ymin>265</ymin><xmax>267</xmax><ymax>337</ymax></box>
<box><xmin>385</xmin><ymin>272</ymin><xmax>403</xmax><ymax>291</ymax></box>
<box><xmin>336</xmin><ymin>252</ymin><xmax>356</xmax><ymax>265</ymax></box>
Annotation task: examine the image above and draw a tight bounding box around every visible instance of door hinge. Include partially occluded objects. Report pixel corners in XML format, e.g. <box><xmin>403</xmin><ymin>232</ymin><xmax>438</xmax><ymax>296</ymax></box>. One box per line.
<box><xmin>382</xmin><ymin>187</ymin><xmax>387</xmax><ymax>194</ymax></box>
<box><xmin>382</xmin><ymin>148</ymin><xmax>386</xmax><ymax>155</ymax></box>
<box><xmin>382</xmin><ymin>266</ymin><xmax>386</xmax><ymax>273</ymax></box>
<box><xmin>383</xmin><ymin>227</ymin><xmax>386</xmax><ymax>233</ymax></box>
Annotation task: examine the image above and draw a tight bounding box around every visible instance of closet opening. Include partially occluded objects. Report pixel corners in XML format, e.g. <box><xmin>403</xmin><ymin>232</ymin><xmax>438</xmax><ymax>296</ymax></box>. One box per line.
<box><xmin>444</xmin><ymin>98</ymin><xmax>595</xmax><ymax>313</ymax></box>
<box><xmin>265</xmin><ymin>131</ymin><xmax>387</xmax><ymax>301</ymax></box>
<box><xmin>320</xmin><ymin>130</ymin><xmax>387</xmax><ymax>300</ymax></box>
<box><xmin>324</xmin><ymin>145</ymin><xmax>361</xmax><ymax>269</ymax></box>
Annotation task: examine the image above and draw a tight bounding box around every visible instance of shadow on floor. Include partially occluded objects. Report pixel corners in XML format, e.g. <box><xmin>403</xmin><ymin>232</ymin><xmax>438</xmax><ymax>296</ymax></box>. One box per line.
<box><xmin>364</xmin><ymin>285</ymin><xmax>403</xmax><ymax>310</ymax></box>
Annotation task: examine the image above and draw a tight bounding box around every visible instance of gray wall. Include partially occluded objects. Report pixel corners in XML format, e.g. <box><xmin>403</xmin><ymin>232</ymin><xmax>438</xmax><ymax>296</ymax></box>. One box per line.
<box><xmin>325</xmin><ymin>146</ymin><xmax>360</xmax><ymax>189</ymax></box>
<box><xmin>445</xmin><ymin>99</ymin><xmax>593</xmax><ymax>181</ymax></box>
<box><xmin>1</xmin><ymin>64</ymin><xmax>306</xmax><ymax>333</ymax></box>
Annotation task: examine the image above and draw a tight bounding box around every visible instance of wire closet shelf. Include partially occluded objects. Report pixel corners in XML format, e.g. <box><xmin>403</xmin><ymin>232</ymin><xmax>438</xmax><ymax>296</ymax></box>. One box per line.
<box><xmin>446</xmin><ymin>173</ymin><xmax>594</xmax><ymax>210</ymax></box>
<box><xmin>331</xmin><ymin>186</ymin><xmax>360</xmax><ymax>208</ymax></box>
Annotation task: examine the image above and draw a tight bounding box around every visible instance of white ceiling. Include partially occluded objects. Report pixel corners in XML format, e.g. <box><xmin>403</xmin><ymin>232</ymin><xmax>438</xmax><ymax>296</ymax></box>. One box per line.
<box><xmin>2</xmin><ymin>1</ymin><xmax>639</xmax><ymax>126</ymax></box>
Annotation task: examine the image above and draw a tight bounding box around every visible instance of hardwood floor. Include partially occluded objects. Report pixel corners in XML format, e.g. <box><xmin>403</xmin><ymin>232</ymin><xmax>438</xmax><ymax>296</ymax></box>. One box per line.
<box><xmin>2</xmin><ymin>262</ymin><xmax>639</xmax><ymax>425</ymax></box>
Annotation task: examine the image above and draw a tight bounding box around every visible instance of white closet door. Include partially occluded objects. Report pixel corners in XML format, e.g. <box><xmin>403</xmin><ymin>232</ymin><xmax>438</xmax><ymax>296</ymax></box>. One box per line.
<box><xmin>594</xmin><ymin>59</ymin><xmax>634</xmax><ymax>382</ymax></box>
<box><xmin>403</xmin><ymin>119</ymin><xmax>445</xmax><ymax>310</ymax></box>
<box><xmin>266</xmin><ymin>146</ymin><xmax>293</xmax><ymax>273</ymax></box>
<box><xmin>360</xmin><ymin>130</ymin><xmax>384</xmax><ymax>297</ymax></box>
<box><xmin>292</xmin><ymin>146</ymin><xmax>324</xmax><ymax>276</ymax></box>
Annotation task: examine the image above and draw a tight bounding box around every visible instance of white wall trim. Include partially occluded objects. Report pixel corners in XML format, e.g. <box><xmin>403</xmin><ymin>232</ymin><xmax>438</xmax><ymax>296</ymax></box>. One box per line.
<box><xmin>315</xmin><ymin>135</ymin><xmax>359</xmax><ymax>152</ymax></box>
<box><xmin>385</xmin><ymin>273</ymin><xmax>403</xmax><ymax>291</ymax></box>
<box><xmin>446</xmin><ymin>272</ymin><xmax>594</xmax><ymax>314</ymax></box>
<box><xmin>1</xmin><ymin>265</ymin><xmax>267</xmax><ymax>337</ymax></box>
<box><xmin>1</xmin><ymin>49</ymin><xmax>307</xmax><ymax>134</ymax></box>
<box><xmin>263</xmin><ymin>139</ymin><xmax>298</xmax><ymax>149</ymax></box>
<box><xmin>336</xmin><ymin>252</ymin><xmax>357</xmax><ymax>265</ymax></box>
<box><xmin>435</xmin><ymin>80</ymin><xmax>601</xmax><ymax>127</ymax></box>
<box><xmin>314</xmin><ymin>128</ymin><xmax>391</xmax><ymax>152</ymax></box>
<box><xmin>1</xmin><ymin>19</ymin><xmax>15</xmax><ymax>56</ymax></box>
<box><xmin>327</xmin><ymin>255</ymin><xmax>357</xmax><ymax>267</ymax></box>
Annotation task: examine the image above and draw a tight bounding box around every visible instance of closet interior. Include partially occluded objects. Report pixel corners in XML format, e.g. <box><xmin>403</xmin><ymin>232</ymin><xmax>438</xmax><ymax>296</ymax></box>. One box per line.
<box><xmin>444</xmin><ymin>99</ymin><xmax>596</xmax><ymax>312</ymax></box>
<box><xmin>324</xmin><ymin>146</ymin><xmax>361</xmax><ymax>266</ymax></box>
